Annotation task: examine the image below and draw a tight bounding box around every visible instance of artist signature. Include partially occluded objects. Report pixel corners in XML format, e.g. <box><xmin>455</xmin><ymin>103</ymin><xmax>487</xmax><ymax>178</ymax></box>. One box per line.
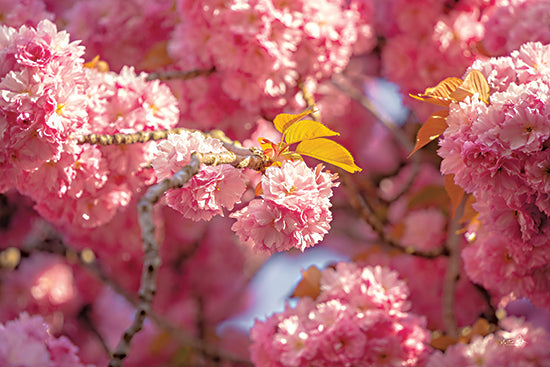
<box><xmin>498</xmin><ymin>335</ymin><xmax>526</xmax><ymax>347</ymax></box>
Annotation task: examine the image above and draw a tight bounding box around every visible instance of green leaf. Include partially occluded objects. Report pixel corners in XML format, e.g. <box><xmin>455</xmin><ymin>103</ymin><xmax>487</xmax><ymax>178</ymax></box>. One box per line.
<box><xmin>295</xmin><ymin>138</ymin><xmax>362</xmax><ymax>173</ymax></box>
<box><xmin>283</xmin><ymin>120</ymin><xmax>339</xmax><ymax>144</ymax></box>
<box><xmin>273</xmin><ymin>106</ymin><xmax>316</xmax><ymax>133</ymax></box>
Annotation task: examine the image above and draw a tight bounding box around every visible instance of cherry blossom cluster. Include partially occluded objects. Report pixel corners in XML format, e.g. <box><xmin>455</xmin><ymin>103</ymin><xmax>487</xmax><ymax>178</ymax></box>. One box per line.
<box><xmin>169</xmin><ymin>0</ymin><xmax>367</xmax><ymax>105</ymax></box>
<box><xmin>4</xmin><ymin>1</ymin><xmax>550</xmax><ymax>366</ymax></box>
<box><xmin>58</xmin><ymin>0</ymin><xmax>178</xmax><ymax>72</ymax></box>
<box><xmin>231</xmin><ymin>160</ymin><xmax>339</xmax><ymax>253</ymax></box>
<box><xmin>427</xmin><ymin>316</ymin><xmax>550</xmax><ymax>366</ymax></box>
<box><xmin>148</xmin><ymin>130</ymin><xmax>341</xmax><ymax>253</ymax></box>
<box><xmin>165</xmin><ymin>0</ymin><xmax>377</xmax><ymax>139</ymax></box>
<box><xmin>438</xmin><ymin>42</ymin><xmax>550</xmax><ymax>308</ymax></box>
<box><xmin>0</xmin><ymin>19</ymin><xmax>86</xmax><ymax>187</ymax></box>
<box><xmin>250</xmin><ymin>262</ymin><xmax>431</xmax><ymax>366</ymax></box>
<box><xmin>0</xmin><ymin>195</ymin><xmax>253</xmax><ymax>366</ymax></box>
<box><xmin>0</xmin><ymin>19</ymin><xmax>179</xmax><ymax>228</ymax></box>
<box><xmin>355</xmin><ymin>163</ymin><xmax>490</xmax><ymax>330</ymax></box>
<box><xmin>3</xmin><ymin>0</ymin><xmax>376</xmax><ymax>145</ymax></box>
<box><xmin>374</xmin><ymin>0</ymin><xmax>490</xmax><ymax>111</ymax></box>
<box><xmin>0</xmin><ymin>0</ymin><xmax>53</xmax><ymax>28</ymax></box>
<box><xmin>373</xmin><ymin>0</ymin><xmax>550</xmax><ymax>119</ymax></box>
<box><xmin>482</xmin><ymin>0</ymin><xmax>550</xmax><ymax>56</ymax></box>
<box><xmin>151</xmin><ymin>131</ymin><xmax>248</xmax><ymax>222</ymax></box>
<box><xmin>0</xmin><ymin>312</ymin><xmax>92</xmax><ymax>367</ymax></box>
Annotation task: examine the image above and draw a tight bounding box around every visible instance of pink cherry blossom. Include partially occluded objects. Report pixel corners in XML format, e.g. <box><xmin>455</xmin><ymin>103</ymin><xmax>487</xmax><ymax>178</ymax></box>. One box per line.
<box><xmin>151</xmin><ymin>130</ymin><xmax>247</xmax><ymax>221</ymax></box>
<box><xmin>231</xmin><ymin>160</ymin><xmax>338</xmax><ymax>253</ymax></box>
<box><xmin>438</xmin><ymin>42</ymin><xmax>550</xmax><ymax>309</ymax></box>
<box><xmin>0</xmin><ymin>20</ymin><xmax>86</xmax><ymax>177</ymax></box>
<box><xmin>168</xmin><ymin>0</ymin><xmax>374</xmax><ymax>120</ymax></box>
<box><xmin>375</xmin><ymin>0</ymin><xmax>487</xmax><ymax>118</ymax></box>
<box><xmin>427</xmin><ymin>316</ymin><xmax>550</xmax><ymax>366</ymax></box>
<box><xmin>0</xmin><ymin>253</ymin><xmax>84</xmax><ymax>325</ymax></box>
<box><xmin>58</xmin><ymin>0</ymin><xmax>178</xmax><ymax>72</ymax></box>
<box><xmin>151</xmin><ymin>131</ymin><xmax>226</xmax><ymax>180</ymax></box>
<box><xmin>0</xmin><ymin>0</ymin><xmax>53</xmax><ymax>28</ymax></box>
<box><xmin>513</xmin><ymin>41</ymin><xmax>550</xmax><ymax>83</ymax></box>
<box><xmin>84</xmin><ymin>66</ymin><xmax>179</xmax><ymax>134</ymax></box>
<box><xmin>483</xmin><ymin>0</ymin><xmax>550</xmax><ymax>56</ymax></box>
<box><xmin>164</xmin><ymin>164</ymin><xmax>248</xmax><ymax>221</ymax></box>
<box><xmin>250</xmin><ymin>263</ymin><xmax>431</xmax><ymax>366</ymax></box>
<box><xmin>319</xmin><ymin>262</ymin><xmax>411</xmax><ymax>314</ymax></box>
<box><xmin>0</xmin><ymin>313</ymin><xmax>93</xmax><ymax>367</ymax></box>
<box><xmin>261</xmin><ymin>159</ymin><xmax>332</xmax><ymax>211</ymax></box>
<box><xmin>0</xmin><ymin>20</ymin><xmax>181</xmax><ymax>229</ymax></box>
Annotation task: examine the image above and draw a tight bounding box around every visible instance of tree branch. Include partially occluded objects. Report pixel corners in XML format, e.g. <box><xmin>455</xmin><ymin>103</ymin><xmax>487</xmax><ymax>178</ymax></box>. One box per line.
<box><xmin>331</xmin><ymin>73</ymin><xmax>421</xmax><ymax>201</ymax></box>
<box><xmin>76</xmin><ymin>128</ymin><xmax>189</xmax><ymax>145</ymax></box>
<box><xmin>4</xmin><ymin>229</ymin><xmax>253</xmax><ymax>365</ymax></box>
<box><xmin>442</xmin><ymin>197</ymin><xmax>466</xmax><ymax>338</ymax></box>
<box><xmin>339</xmin><ymin>171</ymin><xmax>447</xmax><ymax>259</ymax></box>
<box><xmin>108</xmin><ymin>153</ymin><xmax>202</xmax><ymax>366</ymax></box>
<box><xmin>145</xmin><ymin>67</ymin><xmax>215</xmax><ymax>82</ymax></box>
<box><xmin>109</xmin><ymin>149</ymin><xmax>267</xmax><ymax>366</ymax></box>
<box><xmin>75</xmin><ymin>127</ymin><xmax>261</xmax><ymax>162</ymax></box>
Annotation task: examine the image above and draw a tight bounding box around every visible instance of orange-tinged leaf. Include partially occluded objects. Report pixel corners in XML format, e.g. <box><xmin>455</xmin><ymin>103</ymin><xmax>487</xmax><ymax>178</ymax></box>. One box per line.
<box><xmin>83</xmin><ymin>55</ymin><xmax>109</xmax><ymax>72</ymax></box>
<box><xmin>411</xmin><ymin>77</ymin><xmax>463</xmax><ymax>107</ymax></box>
<box><xmin>254</xmin><ymin>182</ymin><xmax>263</xmax><ymax>196</ymax></box>
<box><xmin>425</xmin><ymin>77</ymin><xmax>463</xmax><ymax>98</ymax></box>
<box><xmin>150</xmin><ymin>331</ymin><xmax>173</xmax><ymax>355</ymax></box>
<box><xmin>462</xmin><ymin>69</ymin><xmax>490</xmax><ymax>104</ymax></box>
<box><xmin>431</xmin><ymin>334</ymin><xmax>458</xmax><ymax>351</ymax></box>
<box><xmin>457</xmin><ymin>318</ymin><xmax>495</xmax><ymax>344</ymax></box>
<box><xmin>449</xmin><ymin>86</ymin><xmax>473</xmax><ymax>102</ymax></box>
<box><xmin>451</xmin><ymin>69</ymin><xmax>490</xmax><ymax>104</ymax></box>
<box><xmin>409</xmin><ymin>110</ymin><xmax>449</xmax><ymax>157</ymax></box>
<box><xmin>258</xmin><ymin>137</ymin><xmax>274</xmax><ymax>148</ymax></box>
<box><xmin>283</xmin><ymin>120</ymin><xmax>339</xmax><ymax>144</ymax></box>
<box><xmin>445</xmin><ymin>174</ymin><xmax>465</xmax><ymax>218</ymax></box>
<box><xmin>407</xmin><ymin>185</ymin><xmax>449</xmax><ymax>210</ymax></box>
<box><xmin>138</xmin><ymin>41</ymin><xmax>173</xmax><ymax>70</ymax></box>
<box><xmin>460</xmin><ymin>194</ymin><xmax>478</xmax><ymax>224</ymax></box>
<box><xmin>295</xmin><ymin>138</ymin><xmax>361</xmax><ymax>173</ymax></box>
<box><xmin>291</xmin><ymin>266</ymin><xmax>322</xmax><ymax>299</ymax></box>
<box><xmin>83</xmin><ymin>55</ymin><xmax>100</xmax><ymax>69</ymax></box>
<box><xmin>273</xmin><ymin>106</ymin><xmax>317</xmax><ymax>133</ymax></box>
<box><xmin>352</xmin><ymin>245</ymin><xmax>384</xmax><ymax>262</ymax></box>
<box><xmin>392</xmin><ymin>222</ymin><xmax>405</xmax><ymax>239</ymax></box>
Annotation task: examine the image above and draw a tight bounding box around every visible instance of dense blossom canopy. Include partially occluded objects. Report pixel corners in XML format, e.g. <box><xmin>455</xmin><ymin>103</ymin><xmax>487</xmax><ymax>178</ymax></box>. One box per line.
<box><xmin>439</xmin><ymin>42</ymin><xmax>550</xmax><ymax>308</ymax></box>
<box><xmin>250</xmin><ymin>263</ymin><xmax>431</xmax><ymax>366</ymax></box>
<box><xmin>2</xmin><ymin>1</ymin><xmax>550</xmax><ymax>366</ymax></box>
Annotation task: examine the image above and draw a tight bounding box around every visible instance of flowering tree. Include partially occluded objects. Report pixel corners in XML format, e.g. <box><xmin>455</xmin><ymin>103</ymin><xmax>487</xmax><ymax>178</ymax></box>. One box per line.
<box><xmin>2</xmin><ymin>0</ymin><xmax>550</xmax><ymax>366</ymax></box>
